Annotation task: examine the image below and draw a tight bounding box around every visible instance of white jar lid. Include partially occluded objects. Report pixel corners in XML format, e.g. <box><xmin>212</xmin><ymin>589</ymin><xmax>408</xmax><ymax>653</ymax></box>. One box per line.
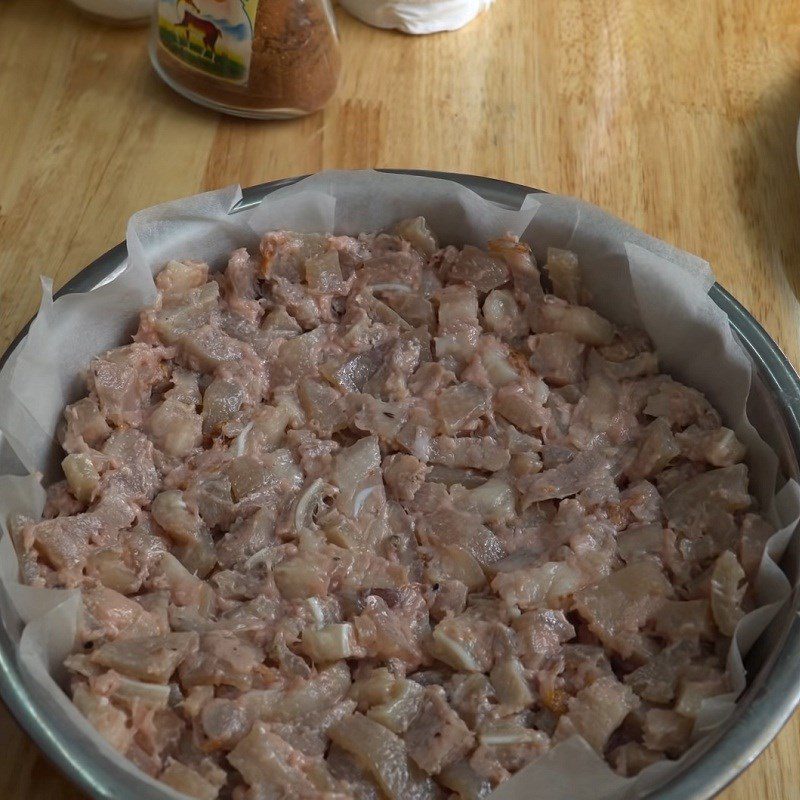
<box><xmin>339</xmin><ymin>0</ymin><xmax>495</xmax><ymax>34</ymax></box>
<box><xmin>68</xmin><ymin>0</ymin><xmax>153</xmax><ymax>21</ymax></box>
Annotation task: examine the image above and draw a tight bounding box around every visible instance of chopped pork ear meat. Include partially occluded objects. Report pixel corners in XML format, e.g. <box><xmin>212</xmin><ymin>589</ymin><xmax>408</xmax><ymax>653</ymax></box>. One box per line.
<box><xmin>90</xmin><ymin>632</ymin><xmax>199</xmax><ymax>684</ymax></box>
<box><xmin>710</xmin><ymin>550</ymin><xmax>747</xmax><ymax>636</ymax></box>
<box><xmin>395</xmin><ymin>217</ymin><xmax>439</xmax><ymax>258</ymax></box>
<box><xmin>487</xmin><ymin>236</ymin><xmax>542</xmax><ymax>301</ymax></box>
<box><xmin>202</xmin><ymin>378</ymin><xmax>245</xmax><ymax>436</ymax></box>
<box><xmin>445</xmin><ymin>673</ymin><xmax>495</xmax><ymax>730</ymax></box>
<box><xmin>428</xmin><ymin>611</ymin><xmax>495</xmax><ymax>673</ymax></box>
<box><xmin>228</xmin><ymin>723</ymin><xmax>342</xmax><ymax>798</ymax></box>
<box><xmin>610</xmin><ymin>742</ymin><xmax>665</xmax><ymax>777</ymax></box>
<box><xmin>740</xmin><ymin>513</ymin><xmax>775</xmax><ymax>579</ymax></box>
<box><xmin>88</xmin><ymin>344</ymin><xmax>170</xmax><ymax>428</ymax></box>
<box><xmin>404</xmin><ymin>685</ymin><xmax>475</xmax><ymax>774</ymax></box>
<box><xmin>512</xmin><ymin>609</ymin><xmax>575</xmax><ymax>666</ymax></box>
<box><xmin>642</xmin><ymin>379</ymin><xmax>721</xmax><ymax>429</ymax></box>
<box><xmin>627</xmin><ymin>417</ymin><xmax>680</xmax><ymax>480</ymax></box>
<box><xmin>435</xmin><ymin>284</ymin><xmax>481</xmax><ymax>369</ymax></box>
<box><xmin>81</xmin><ymin>586</ymin><xmax>162</xmax><ymax>641</ymax></box>
<box><xmin>435</xmin><ymin>382</ymin><xmax>491</xmax><ymax>434</ymax></box>
<box><xmin>330</xmin><ymin>713</ymin><xmax>439</xmax><ymax>800</ymax></box>
<box><xmin>450</xmin><ymin>478</ymin><xmax>516</xmax><ymax>524</ymax></box>
<box><xmin>438</xmin><ymin>759</ymin><xmax>492</xmax><ymax>800</ymax></box>
<box><xmin>418</xmin><ymin>509</ymin><xmax>506</xmax><ymax>568</ymax></box>
<box><xmin>85</xmin><ymin>547</ymin><xmax>142</xmax><ymax>595</ymax></box>
<box><xmin>147</xmin><ymin>282</ymin><xmax>218</xmax><ymax>347</ymax></box>
<box><xmin>151</xmin><ymin>490</ymin><xmax>199</xmax><ymax>544</ymax></box>
<box><xmin>25</xmin><ymin>223</ymin><xmax>773</xmax><ymax>794</ymax></box>
<box><xmin>491</xmin><ymin>557</ymin><xmax>596</xmax><ymax>611</ymax></box>
<box><xmin>96</xmin><ymin>673</ymin><xmax>172</xmax><ymax>709</ymax></box>
<box><xmin>447</xmin><ymin>246</ymin><xmax>510</xmax><ymax>293</ymax></box>
<box><xmin>623</xmin><ymin>640</ymin><xmax>697</xmax><ymax>703</ymax></box>
<box><xmin>61</xmin><ymin>397</ymin><xmax>112</xmax><ymax>451</ymax></box>
<box><xmin>148</xmin><ymin>397</ymin><xmax>202</xmax><ymax>458</ymax></box>
<box><xmin>72</xmin><ymin>682</ymin><xmax>133</xmax><ymax>753</ymax></box>
<box><xmin>159</xmin><ymin>760</ymin><xmax>220</xmax><ymax>800</ymax></box>
<box><xmin>62</xmin><ymin>453</ymin><xmax>101</xmax><ymax>504</ymax></box>
<box><xmin>519</xmin><ymin>448</ymin><xmax>614</xmax><ymax>504</ymax></box>
<box><xmin>382</xmin><ymin>454</ymin><xmax>429</xmax><ymax>500</ymax></box>
<box><xmin>528</xmin><ymin>332</ymin><xmax>586</xmax><ymax>386</ymax></box>
<box><xmin>483</xmin><ymin>289</ymin><xmax>527</xmax><ymax>340</ymax></box>
<box><xmin>101</xmin><ymin>429</ymin><xmax>160</xmax><ymax>505</ymax></box>
<box><xmin>489</xmin><ymin>656</ymin><xmax>533</xmax><ymax>711</ymax></box>
<box><xmin>425</xmin><ymin>543</ymin><xmax>487</xmax><ymax>592</ymax></box>
<box><xmin>464</xmin><ymin>336</ymin><xmax>521</xmax><ymax>389</ymax></box>
<box><xmin>178</xmin><ymin>631</ymin><xmax>264</xmax><ymax>690</ymax></box>
<box><xmin>530</xmin><ymin>298</ymin><xmax>615</xmax><ymax>346</ymax></box>
<box><xmin>155</xmin><ymin>259</ymin><xmax>210</xmax><ymax>294</ymax></box>
<box><xmin>573</xmin><ymin>562</ymin><xmax>671</xmax><ymax>659</ymax></box>
<box><xmin>356</xmin><ymin>250</ymin><xmax>423</xmax><ymax>293</ymax></box>
<box><xmin>305</xmin><ymin>251</ymin><xmax>348</xmax><ymax>295</ymax></box>
<box><xmin>617</xmin><ymin>524</ymin><xmax>674</xmax><ymax>565</ymax></box>
<box><xmin>676</xmin><ymin>425</ymin><xmax>746</xmax><ymax>467</ymax></box>
<box><xmin>554</xmin><ymin>675</ymin><xmax>639</xmax><ymax>754</ymax></box>
<box><xmin>353</xmin><ymin>591</ymin><xmax>429</xmax><ymax>670</ymax></box>
<box><xmin>674</xmin><ymin>673</ymin><xmax>729</xmax><ymax>719</ymax></box>
<box><xmin>469</xmin><ymin>726</ymin><xmax>550</xmax><ymax>784</ymax></box>
<box><xmin>587</xmin><ymin>348</ymin><xmax>658</xmax><ymax>381</ymax></box>
<box><xmin>427</xmin><ymin>436</ymin><xmax>511</xmax><ymax>472</ymax></box>
<box><xmin>495</xmin><ymin>379</ymin><xmax>549</xmax><ymax>434</ymax></box>
<box><xmin>654</xmin><ymin>600</ymin><xmax>716</xmax><ymax>644</ymax></box>
<box><xmin>546</xmin><ymin>247</ymin><xmax>582</xmax><ymax>305</ymax></box>
<box><xmin>642</xmin><ymin>708</ymin><xmax>694</xmax><ymax>757</ymax></box>
<box><xmin>246</xmin><ymin>662</ymin><xmax>352</xmax><ymax>723</ymax></box>
<box><xmin>663</xmin><ymin>464</ymin><xmax>751</xmax><ymax>532</ymax></box>
<box><xmin>366</xmin><ymin>677</ymin><xmax>425</xmax><ymax>733</ymax></box>
<box><xmin>327</xmin><ymin>744</ymin><xmax>383</xmax><ymax>800</ymax></box>
<box><xmin>348</xmin><ymin>667</ymin><xmax>397</xmax><ymax>710</ymax></box>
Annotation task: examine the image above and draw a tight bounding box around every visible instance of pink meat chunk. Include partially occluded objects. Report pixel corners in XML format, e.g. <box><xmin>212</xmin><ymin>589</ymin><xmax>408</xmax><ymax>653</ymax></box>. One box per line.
<box><xmin>554</xmin><ymin>676</ymin><xmax>639</xmax><ymax>753</ymax></box>
<box><xmin>404</xmin><ymin>685</ymin><xmax>475</xmax><ymax>774</ymax></box>
<box><xmin>90</xmin><ymin>632</ymin><xmax>199</xmax><ymax>683</ymax></box>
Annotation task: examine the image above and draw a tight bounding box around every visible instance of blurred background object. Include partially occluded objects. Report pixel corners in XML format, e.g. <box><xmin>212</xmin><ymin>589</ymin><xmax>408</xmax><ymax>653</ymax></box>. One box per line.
<box><xmin>65</xmin><ymin>0</ymin><xmax>152</xmax><ymax>25</ymax></box>
<box><xmin>339</xmin><ymin>0</ymin><xmax>494</xmax><ymax>33</ymax></box>
<box><xmin>150</xmin><ymin>0</ymin><xmax>341</xmax><ymax>117</ymax></box>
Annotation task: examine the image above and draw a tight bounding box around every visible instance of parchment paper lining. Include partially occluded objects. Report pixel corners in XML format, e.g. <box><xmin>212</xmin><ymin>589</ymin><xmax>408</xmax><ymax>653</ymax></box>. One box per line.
<box><xmin>0</xmin><ymin>170</ymin><xmax>797</xmax><ymax>800</ymax></box>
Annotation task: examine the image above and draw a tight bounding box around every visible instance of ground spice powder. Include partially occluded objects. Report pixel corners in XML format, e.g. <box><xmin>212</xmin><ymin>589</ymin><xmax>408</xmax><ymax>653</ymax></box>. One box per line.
<box><xmin>153</xmin><ymin>0</ymin><xmax>341</xmax><ymax>118</ymax></box>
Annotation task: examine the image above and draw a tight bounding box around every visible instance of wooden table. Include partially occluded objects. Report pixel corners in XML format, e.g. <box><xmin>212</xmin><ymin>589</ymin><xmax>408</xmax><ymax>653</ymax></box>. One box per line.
<box><xmin>1</xmin><ymin>0</ymin><xmax>800</xmax><ymax>797</ymax></box>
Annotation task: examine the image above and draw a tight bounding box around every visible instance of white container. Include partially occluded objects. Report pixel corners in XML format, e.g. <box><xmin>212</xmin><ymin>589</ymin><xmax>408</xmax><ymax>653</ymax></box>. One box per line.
<box><xmin>66</xmin><ymin>0</ymin><xmax>153</xmax><ymax>24</ymax></box>
<box><xmin>339</xmin><ymin>0</ymin><xmax>494</xmax><ymax>34</ymax></box>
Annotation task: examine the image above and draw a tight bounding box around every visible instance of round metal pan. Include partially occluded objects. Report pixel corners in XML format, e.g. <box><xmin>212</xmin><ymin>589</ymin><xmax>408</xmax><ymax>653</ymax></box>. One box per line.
<box><xmin>1</xmin><ymin>171</ymin><xmax>799</xmax><ymax>800</ymax></box>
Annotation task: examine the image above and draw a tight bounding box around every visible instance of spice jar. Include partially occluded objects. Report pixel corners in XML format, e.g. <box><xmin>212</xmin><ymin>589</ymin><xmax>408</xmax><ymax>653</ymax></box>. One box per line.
<box><xmin>150</xmin><ymin>0</ymin><xmax>341</xmax><ymax>119</ymax></box>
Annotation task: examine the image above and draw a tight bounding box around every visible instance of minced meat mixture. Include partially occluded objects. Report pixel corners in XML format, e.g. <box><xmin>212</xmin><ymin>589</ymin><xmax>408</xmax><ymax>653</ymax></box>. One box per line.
<box><xmin>10</xmin><ymin>218</ymin><xmax>774</xmax><ymax>799</ymax></box>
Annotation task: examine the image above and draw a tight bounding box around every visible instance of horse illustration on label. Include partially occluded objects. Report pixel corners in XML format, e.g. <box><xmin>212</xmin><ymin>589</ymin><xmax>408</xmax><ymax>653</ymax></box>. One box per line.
<box><xmin>175</xmin><ymin>11</ymin><xmax>222</xmax><ymax>56</ymax></box>
<box><xmin>157</xmin><ymin>0</ymin><xmax>259</xmax><ymax>84</ymax></box>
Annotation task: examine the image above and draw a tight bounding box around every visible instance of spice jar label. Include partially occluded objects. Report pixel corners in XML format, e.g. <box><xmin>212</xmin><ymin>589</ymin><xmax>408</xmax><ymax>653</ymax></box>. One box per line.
<box><xmin>157</xmin><ymin>0</ymin><xmax>260</xmax><ymax>84</ymax></box>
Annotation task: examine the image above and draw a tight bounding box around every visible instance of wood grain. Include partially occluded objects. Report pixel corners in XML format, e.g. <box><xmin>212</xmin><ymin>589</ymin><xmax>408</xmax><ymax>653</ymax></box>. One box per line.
<box><xmin>1</xmin><ymin>0</ymin><xmax>800</xmax><ymax>797</ymax></box>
